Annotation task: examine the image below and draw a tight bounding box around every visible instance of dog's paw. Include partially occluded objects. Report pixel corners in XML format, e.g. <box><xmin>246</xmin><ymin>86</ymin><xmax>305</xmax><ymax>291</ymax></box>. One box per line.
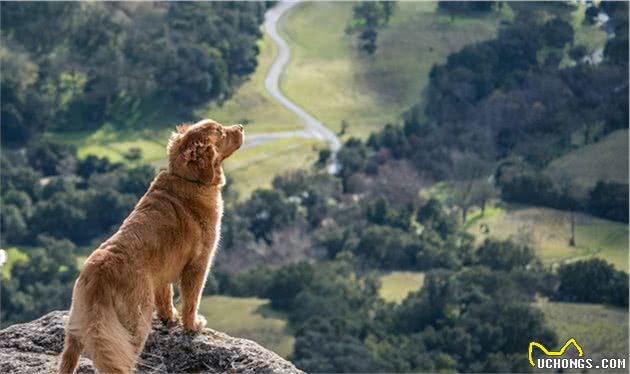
<box><xmin>184</xmin><ymin>315</ymin><xmax>207</xmax><ymax>333</ymax></box>
<box><xmin>159</xmin><ymin>309</ymin><xmax>180</xmax><ymax>328</ymax></box>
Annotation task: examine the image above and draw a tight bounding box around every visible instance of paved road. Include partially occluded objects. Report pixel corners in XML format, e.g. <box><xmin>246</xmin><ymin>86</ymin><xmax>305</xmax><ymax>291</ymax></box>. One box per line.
<box><xmin>262</xmin><ymin>1</ymin><xmax>341</xmax><ymax>172</ymax></box>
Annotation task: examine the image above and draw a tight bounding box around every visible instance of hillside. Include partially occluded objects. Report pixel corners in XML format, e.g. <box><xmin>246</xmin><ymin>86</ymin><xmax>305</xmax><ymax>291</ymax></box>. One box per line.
<box><xmin>279</xmin><ymin>1</ymin><xmax>503</xmax><ymax>138</ymax></box>
<box><xmin>467</xmin><ymin>204</ymin><xmax>628</xmax><ymax>271</ymax></box>
<box><xmin>198</xmin><ymin>296</ymin><xmax>294</xmax><ymax>359</ymax></box>
<box><xmin>535</xmin><ymin>301</ymin><xmax>629</xmax><ymax>367</ymax></box>
<box><xmin>546</xmin><ymin>129</ymin><xmax>629</xmax><ymax>196</ymax></box>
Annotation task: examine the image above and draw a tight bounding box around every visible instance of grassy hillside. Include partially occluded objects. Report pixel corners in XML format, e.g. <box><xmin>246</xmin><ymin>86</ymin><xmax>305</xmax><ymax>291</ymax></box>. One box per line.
<box><xmin>535</xmin><ymin>301</ymin><xmax>628</xmax><ymax>365</ymax></box>
<box><xmin>379</xmin><ymin>271</ymin><xmax>425</xmax><ymax>303</ymax></box>
<box><xmin>546</xmin><ymin>129</ymin><xmax>629</xmax><ymax>196</ymax></box>
<box><xmin>202</xmin><ymin>35</ymin><xmax>303</xmax><ymax>134</ymax></box>
<box><xmin>279</xmin><ymin>1</ymin><xmax>504</xmax><ymax>138</ymax></box>
<box><xmin>225</xmin><ymin>137</ymin><xmax>324</xmax><ymax>198</ymax></box>
<box><xmin>198</xmin><ymin>295</ymin><xmax>294</xmax><ymax>358</ymax></box>
<box><xmin>467</xmin><ymin>204</ymin><xmax>628</xmax><ymax>271</ymax></box>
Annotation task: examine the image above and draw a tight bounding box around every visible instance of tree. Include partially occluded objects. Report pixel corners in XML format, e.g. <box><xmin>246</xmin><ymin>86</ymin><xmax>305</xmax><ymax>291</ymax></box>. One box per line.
<box><xmin>1</xmin><ymin>245</ymin><xmax>79</xmax><ymax>326</ymax></box>
<box><xmin>265</xmin><ymin>262</ymin><xmax>314</xmax><ymax>310</ymax></box>
<box><xmin>450</xmin><ymin>155</ymin><xmax>492</xmax><ymax>222</ymax></box>
<box><xmin>348</xmin><ymin>2</ymin><xmax>396</xmax><ymax>55</ymax></box>
<box><xmin>240</xmin><ymin>189</ymin><xmax>299</xmax><ymax>244</ymax></box>
<box><xmin>542</xmin><ymin>18</ymin><xmax>574</xmax><ymax>48</ymax></box>
<box><xmin>588</xmin><ymin>181</ymin><xmax>629</xmax><ymax>223</ymax></box>
<box><xmin>555</xmin><ymin>259</ymin><xmax>628</xmax><ymax>307</ymax></box>
<box><xmin>476</xmin><ymin>239</ymin><xmax>536</xmax><ymax>271</ymax></box>
<box><xmin>0</xmin><ymin>205</ymin><xmax>28</xmax><ymax>244</ymax></box>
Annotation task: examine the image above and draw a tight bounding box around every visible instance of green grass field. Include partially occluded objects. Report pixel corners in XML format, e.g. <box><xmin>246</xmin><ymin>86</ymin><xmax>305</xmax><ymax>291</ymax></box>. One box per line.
<box><xmin>467</xmin><ymin>204</ymin><xmax>629</xmax><ymax>271</ymax></box>
<box><xmin>280</xmin><ymin>2</ymin><xmax>504</xmax><ymax>138</ymax></box>
<box><xmin>224</xmin><ymin>137</ymin><xmax>324</xmax><ymax>198</ymax></box>
<box><xmin>546</xmin><ymin>129</ymin><xmax>629</xmax><ymax>196</ymax></box>
<box><xmin>198</xmin><ymin>295</ymin><xmax>294</xmax><ymax>358</ymax></box>
<box><xmin>379</xmin><ymin>271</ymin><xmax>425</xmax><ymax>303</ymax></box>
<box><xmin>535</xmin><ymin>300</ymin><xmax>628</xmax><ymax>364</ymax></box>
<box><xmin>202</xmin><ymin>35</ymin><xmax>303</xmax><ymax>134</ymax></box>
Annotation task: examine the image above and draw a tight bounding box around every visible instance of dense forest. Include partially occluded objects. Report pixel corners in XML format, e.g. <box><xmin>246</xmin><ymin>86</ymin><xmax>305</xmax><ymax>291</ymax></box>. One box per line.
<box><xmin>1</xmin><ymin>1</ymin><xmax>628</xmax><ymax>373</ymax></box>
<box><xmin>1</xmin><ymin>2</ymin><xmax>267</xmax><ymax>142</ymax></box>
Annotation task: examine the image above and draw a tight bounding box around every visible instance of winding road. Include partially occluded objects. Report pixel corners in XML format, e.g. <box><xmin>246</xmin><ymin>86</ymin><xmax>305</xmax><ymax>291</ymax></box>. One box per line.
<box><xmin>244</xmin><ymin>1</ymin><xmax>341</xmax><ymax>173</ymax></box>
<box><xmin>262</xmin><ymin>1</ymin><xmax>341</xmax><ymax>153</ymax></box>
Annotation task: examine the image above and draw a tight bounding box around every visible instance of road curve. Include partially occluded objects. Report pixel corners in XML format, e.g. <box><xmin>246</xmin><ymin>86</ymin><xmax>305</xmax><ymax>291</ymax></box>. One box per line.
<box><xmin>263</xmin><ymin>1</ymin><xmax>342</xmax><ymax>156</ymax></box>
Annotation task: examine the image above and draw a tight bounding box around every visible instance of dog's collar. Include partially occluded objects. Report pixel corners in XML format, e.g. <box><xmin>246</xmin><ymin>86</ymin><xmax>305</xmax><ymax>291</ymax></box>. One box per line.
<box><xmin>167</xmin><ymin>171</ymin><xmax>222</xmax><ymax>187</ymax></box>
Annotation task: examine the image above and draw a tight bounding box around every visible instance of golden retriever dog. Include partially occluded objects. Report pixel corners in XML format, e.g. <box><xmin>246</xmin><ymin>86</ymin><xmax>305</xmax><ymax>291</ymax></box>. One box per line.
<box><xmin>58</xmin><ymin>119</ymin><xmax>244</xmax><ymax>374</ymax></box>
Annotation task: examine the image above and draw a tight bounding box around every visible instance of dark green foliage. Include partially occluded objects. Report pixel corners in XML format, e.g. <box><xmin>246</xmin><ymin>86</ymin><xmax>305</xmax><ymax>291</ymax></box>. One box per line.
<box><xmin>602</xmin><ymin>1</ymin><xmax>629</xmax><ymax>66</ymax></box>
<box><xmin>496</xmin><ymin>161</ymin><xmax>628</xmax><ymax>223</ymax></box>
<box><xmin>237</xmin><ymin>255</ymin><xmax>557</xmax><ymax>372</ymax></box>
<box><xmin>438</xmin><ymin>1</ymin><xmax>496</xmax><ymax>14</ymax></box>
<box><xmin>416</xmin><ymin>198</ymin><xmax>457</xmax><ymax>239</ymax></box>
<box><xmin>1</xmin><ymin>237</ymin><xmax>79</xmax><ymax>327</ymax></box>
<box><xmin>554</xmin><ymin>259</ymin><xmax>629</xmax><ymax>307</ymax></box>
<box><xmin>588</xmin><ymin>181</ymin><xmax>629</xmax><ymax>223</ymax></box>
<box><xmin>266</xmin><ymin>263</ymin><xmax>315</xmax><ymax>310</ymax></box>
<box><xmin>476</xmin><ymin>239</ymin><xmax>537</xmax><ymax>271</ymax></box>
<box><xmin>0</xmin><ymin>2</ymin><xmax>267</xmax><ymax>144</ymax></box>
<box><xmin>239</xmin><ymin>189</ymin><xmax>299</xmax><ymax>244</ymax></box>
<box><xmin>541</xmin><ymin>18</ymin><xmax>574</xmax><ymax>48</ymax></box>
<box><xmin>366</xmin><ymin>3</ymin><xmax>628</xmax><ymax>206</ymax></box>
<box><xmin>337</xmin><ymin>138</ymin><xmax>370</xmax><ymax>179</ymax></box>
<box><xmin>1</xmin><ymin>147</ymin><xmax>154</xmax><ymax>246</ymax></box>
<box><xmin>348</xmin><ymin>2</ymin><xmax>396</xmax><ymax>55</ymax></box>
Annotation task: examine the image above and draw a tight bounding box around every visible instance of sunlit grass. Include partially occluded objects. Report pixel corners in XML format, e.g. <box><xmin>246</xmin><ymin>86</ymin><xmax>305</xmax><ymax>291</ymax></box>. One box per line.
<box><xmin>468</xmin><ymin>204</ymin><xmax>628</xmax><ymax>271</ymax></box>
<box><xmin>198</xmin><ymin>295</ymin><xmax>294</xmax><ymax>358</ymax></box>
<box><xmin>379</xmin><ymin>271</ymin><xmax>425</xmax><ymax>303</ymax></box>
<box><xmin>535</xmin><ymin>300</ymin><xmax>628</xmax><ymax>361</ymax></box>
<box><xmin>202</xmin><ymin>34</ymin><xmax>303</xmax><ymax>134</ymax></box>
<box><xmin>224</xmin><ymin>137</ymin><xmax>323</xmax><ymax>199</ymax></box>
<box><xmin>280</xmin><ymin>1</ymin><xmax>502</xmax><ymax>139</ymax></box>
<box><xmin>546</xmin><ymin>129</ymin><xmax>629</xmax><ymax>197</ymax></box>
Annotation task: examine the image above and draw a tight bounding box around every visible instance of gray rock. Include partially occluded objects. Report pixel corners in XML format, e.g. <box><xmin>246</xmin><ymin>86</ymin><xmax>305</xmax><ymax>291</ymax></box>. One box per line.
<box><xmin>0</xmin><ymin>311</ymin><xmax>303</xmax><ymax>374</ymax></box>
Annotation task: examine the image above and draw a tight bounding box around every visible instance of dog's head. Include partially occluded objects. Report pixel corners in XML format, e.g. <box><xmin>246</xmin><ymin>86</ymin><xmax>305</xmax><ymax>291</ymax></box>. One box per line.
<box><xmin>167</xmin><ymin>119</ymin><xmax>244</xmax><ymax>185</ymax></box>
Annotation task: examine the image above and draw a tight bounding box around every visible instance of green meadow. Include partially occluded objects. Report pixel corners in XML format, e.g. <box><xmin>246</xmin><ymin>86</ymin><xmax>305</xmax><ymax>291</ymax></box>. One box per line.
<box><xmin>279</xmin><ymin>1</ymin><xmax>504</xmax><ymax>139</ymax></box>
<box><xmin>379</xmin><ymin>271</ymin><xmax>426</xmax><ymax>303</ymax></box>
<box><xmin>467</xmin><ymin>204</ymin><xmax>628</xmax><ymax>271</ymax></box>
<box><xmin>535</xmin><ymin>300</ymin><xmax>629</xmax><ymax>364</ymax></box>
<box><xmin>198</xmin><ymin>295</ymin><xmax>294</xmax><ymax>358</ymax></box>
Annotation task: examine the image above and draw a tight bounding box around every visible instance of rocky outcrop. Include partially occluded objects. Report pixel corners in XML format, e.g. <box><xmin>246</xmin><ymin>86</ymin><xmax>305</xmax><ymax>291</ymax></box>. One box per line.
<box><xmin>0</xmin><ymin>311</ymin><xmax>303</xmax><ymax>374</ymax></box>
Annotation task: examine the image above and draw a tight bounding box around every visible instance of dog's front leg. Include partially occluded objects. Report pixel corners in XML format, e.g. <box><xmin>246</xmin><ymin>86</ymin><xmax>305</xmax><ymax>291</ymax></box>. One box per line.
<box><xmin>179</xmin><ymin>257</ymin><xmax>210</xmax><ymax>332</ymax></box>
<box><xmin>155</xmin><ymin>284</ymin><xmax>178</xmax><ymax>327</ymax></box>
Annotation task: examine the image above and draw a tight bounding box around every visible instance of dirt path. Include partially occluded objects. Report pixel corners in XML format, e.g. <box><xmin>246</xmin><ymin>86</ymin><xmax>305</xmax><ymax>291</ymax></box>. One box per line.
<box><xmin>262</xmin><ymin>1</ymin><xmax>341</xmax><ymax>172</ymax></box>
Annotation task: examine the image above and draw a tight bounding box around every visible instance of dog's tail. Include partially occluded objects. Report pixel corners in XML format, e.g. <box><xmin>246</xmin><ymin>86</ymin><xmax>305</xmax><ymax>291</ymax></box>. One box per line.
<box><xmin>83</xmin><ymin>293</ymin><xmax>136</xmax><ymax>374</ymax></box>
<box><xmin>61</xmin><ymin>275</ymin><xmax>136</xmax><ymax>374</ymax></box>
<box><xmin>58</xmin><ymin>333</ymin><xmax>83</xmax><ymax>374</ymax></box>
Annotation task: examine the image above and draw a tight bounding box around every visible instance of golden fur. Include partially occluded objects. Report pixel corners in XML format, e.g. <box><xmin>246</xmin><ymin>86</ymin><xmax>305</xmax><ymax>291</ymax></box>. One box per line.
<box><xmin>58</xmin><ymin>119</ymin><xmax>244</xmax><ymax>374</ymax></box>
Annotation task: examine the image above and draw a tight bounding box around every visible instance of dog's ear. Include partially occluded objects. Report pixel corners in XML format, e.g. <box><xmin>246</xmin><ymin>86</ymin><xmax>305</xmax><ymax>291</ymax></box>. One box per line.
<box><xmin>180</xmin><ymin>133</ymin><xmax>222</xmax><ymax>184</ymax></box>
<box><xmin>167</xmin><ymin>124</ymin><xmax>191</xmax><ymax>155</ymax></box>
<box><xmin>181</xmin><ymin>134</ymin><xmax>211</xmax><ymax>164</ymax></box>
